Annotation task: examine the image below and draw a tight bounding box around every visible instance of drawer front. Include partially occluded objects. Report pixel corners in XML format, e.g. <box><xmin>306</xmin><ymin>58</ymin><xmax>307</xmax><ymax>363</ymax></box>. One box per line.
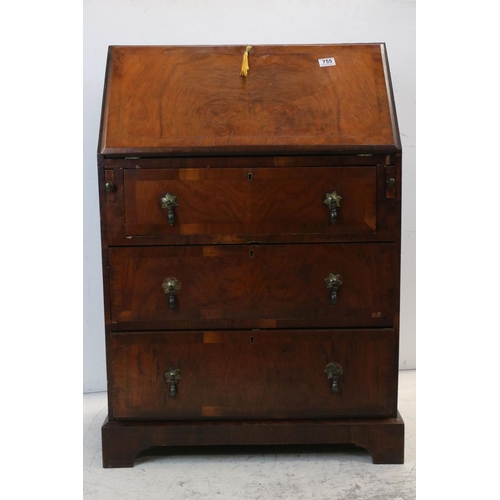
<box><xmin>123</xmin><ymin>167</ymin><xmax>376</xmax><ymax>237</ymax></box>
<box><xmin>109</xmin><ymin>243</ymin><xmax>395</xmax><ymax>329</ymax></box>
<box><xmin>110</xmin><ymin>330</ymin><xmax>397</xmax><ymax>420</ymax></box>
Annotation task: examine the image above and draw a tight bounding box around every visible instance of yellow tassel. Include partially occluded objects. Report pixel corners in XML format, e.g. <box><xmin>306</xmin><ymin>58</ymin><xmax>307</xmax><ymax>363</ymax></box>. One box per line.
<box><xmin>240</xmin><ymin>46</ymin><xmax>252</xmax><ymax>77</ymax></box>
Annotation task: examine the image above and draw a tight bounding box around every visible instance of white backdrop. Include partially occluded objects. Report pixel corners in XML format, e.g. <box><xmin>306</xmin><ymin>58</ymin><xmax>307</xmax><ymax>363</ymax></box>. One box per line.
<box><xmin>83</xmin><ymin>0</ymin><xmax>416</xmax><ymax>392</ymax></box>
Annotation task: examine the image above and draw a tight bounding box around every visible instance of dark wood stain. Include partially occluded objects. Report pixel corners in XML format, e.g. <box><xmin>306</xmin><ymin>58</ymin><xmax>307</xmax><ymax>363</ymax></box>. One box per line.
<box><xmin>123</xmin><ymin>167</ymin><xmax>377</xmax><ymax>237</ymax></box>
<box><xmin>99</xmin><ymin>44</ymin><xmax>398</xmax><ymax>157</ymax></box>
<box><xmin>97</xmin><ymin>44</ymin><xmax>404</xmax><ymax>467</ymax></box>
<box><xmin>109</xmin><ymin>329</ymin><xmax>397</xmax><ymax>420</ymax></box>
<box><xmin>108</xmin><ymin>243</ymin><xmax>395</xmax><ymax>329</ymax></box>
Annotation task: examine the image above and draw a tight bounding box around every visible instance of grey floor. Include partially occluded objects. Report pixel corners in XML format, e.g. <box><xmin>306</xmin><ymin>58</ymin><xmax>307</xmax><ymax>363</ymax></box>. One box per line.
<box><xmin>84</xmin><ymin>370</ymin><xmax>415</xmax><ymax>499</ymax></box>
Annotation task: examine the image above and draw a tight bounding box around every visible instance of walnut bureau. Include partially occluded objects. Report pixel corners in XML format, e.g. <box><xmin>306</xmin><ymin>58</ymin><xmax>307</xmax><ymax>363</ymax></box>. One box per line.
<box><xmin>97</xmin><ymin>44</ymin><xmax>404</xmax><ymax>467</ymax></box>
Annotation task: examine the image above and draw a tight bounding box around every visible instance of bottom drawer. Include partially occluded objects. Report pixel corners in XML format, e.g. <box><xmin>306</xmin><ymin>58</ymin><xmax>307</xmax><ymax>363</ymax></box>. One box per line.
<box><xmin>109</xmin><ymin>330</ymin><xmax>398</xmax><ymax>420</ymax></box>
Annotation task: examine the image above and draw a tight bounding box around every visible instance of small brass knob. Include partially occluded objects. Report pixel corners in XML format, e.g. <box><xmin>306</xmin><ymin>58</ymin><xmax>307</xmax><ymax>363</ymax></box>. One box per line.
<box><xmin>162</xmin><ymin>277</ymin><xmax>181</xmax><ymax>309</ymax></box>
<box><xmin>324</xmin><ymin>191</ymin><xmax>342</xmax><ymax>224</ymax></box>
<box><xmin>164</xmin><ymin>367</ymin><xmax>182</xmax><ymax>397</ymax></box>
<box><xmin>386</xmin><ymin>178</ymin><xmax>396</xmax><ymax>188</ymax></box>
<box><xmin>324</xmin><ymin>362</ymin><xmax>343</xmax><ymax>393</ymax></box>
<box><xmin>325</xmin><ymin>273</ymin><xmax>342</xmax><ymax>305</ymax></box>
<box><xmin>105</xmin><ymin>182</ymin><xmax>116</xmax><ymax>192</ymax></box>
<box><xmin>159</xmin><ymin>193</ymin><xmax>178</xmax><ymax>226</ymax></box>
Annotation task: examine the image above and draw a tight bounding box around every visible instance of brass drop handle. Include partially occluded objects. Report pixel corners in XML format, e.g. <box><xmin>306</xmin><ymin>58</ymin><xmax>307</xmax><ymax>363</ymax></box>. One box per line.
<box><xmin>164</xmin><ymin>367</ymin><xmax>182</xmax><ymax>397</ymax></box>
<box><xmin>325</xmin><ymin>273</ymin><xmax>342</xmax><ymax>305</ymax></box>
<box><xmin>162</xmin><ymin>277</ymin><xmax>181</xmax><ymax>309</ymax></box>
<box><xmin>324</xmin><ymin>191</ymin><xmax>342</xmax><ymax>224</ymax></box>
<box><xmin>159</xmin><ymin>193</ymin><xmax>178</xmax><ymax>226</ymax></box>
<box><xmin>324</xmin><ymin>362</ymin><xmax>343</xmax><ymax>393</ymax></box>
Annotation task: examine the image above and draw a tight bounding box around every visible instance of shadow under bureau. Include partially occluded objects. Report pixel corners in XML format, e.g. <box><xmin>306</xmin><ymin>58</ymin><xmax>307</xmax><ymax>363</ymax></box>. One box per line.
<box><xmin>97</xmin><ymin>44</ymin><xmax>404</xmax><ymax>467</ymax></box>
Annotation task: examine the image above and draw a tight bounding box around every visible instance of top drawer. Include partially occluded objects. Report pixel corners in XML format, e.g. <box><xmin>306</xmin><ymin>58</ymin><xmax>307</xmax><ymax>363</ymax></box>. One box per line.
<box><xmin>123</xmin><ymin>167</ymin><xmax>376</xmax><ymax>238</ymax></box>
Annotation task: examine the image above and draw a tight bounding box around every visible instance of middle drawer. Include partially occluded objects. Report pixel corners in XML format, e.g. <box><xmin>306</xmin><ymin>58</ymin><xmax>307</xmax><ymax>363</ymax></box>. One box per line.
<box><xmin>109</xmin><ymin>243</ymin><xmax>395</xmax><ymax>330</ymax></box>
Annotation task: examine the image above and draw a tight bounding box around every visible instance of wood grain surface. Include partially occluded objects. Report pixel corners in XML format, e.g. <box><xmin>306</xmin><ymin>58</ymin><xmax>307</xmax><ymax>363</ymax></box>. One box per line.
<box><xmin>108</xmin><ymin>243</ymin><xmax>395</xmax><ymax>330</ymax></box>
<box><xmin>101</xmin><ymin>413</ymin><xmax>405</xmax><ymax>467</ymax></box>
<box><xmin>109</xmin><ymin>329</ymin><xmax>397</xmax><ymax>420</ymax></box>
<box><xmin>124</xmin><ymin>166</ymin><xmax>376</xmax><ymax>236</ymax></box>
<box><xmin>100</xmin><ymin>44</ymin><xmax>398</xmax><ymax>156</ymax></box>
<box><xmin>101</xmin><ymin>155</ymin><xmax>401</xmax><ymax>247</ymax></box>
<box><xmin>97</xmin><ymin>43</ymin><xmax>405</xmax><ymax>468</ymax></box>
